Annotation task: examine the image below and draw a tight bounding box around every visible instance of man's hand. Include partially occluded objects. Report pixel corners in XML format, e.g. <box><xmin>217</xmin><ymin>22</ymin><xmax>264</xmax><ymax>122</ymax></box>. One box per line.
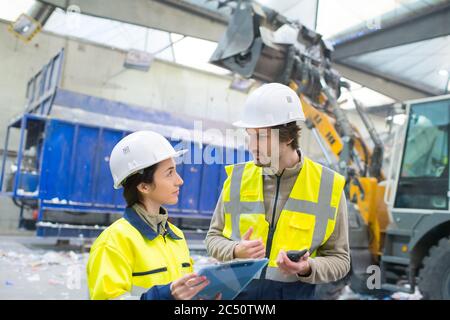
<box><xmin>276</xmin><ymin>250</ymin><xmax>311</xmax><ymax>276</ymax></box>
<box><xmin>233</xmin><ymin>227</ymin><xmax>266</xmax><ymax>259</ymax></box>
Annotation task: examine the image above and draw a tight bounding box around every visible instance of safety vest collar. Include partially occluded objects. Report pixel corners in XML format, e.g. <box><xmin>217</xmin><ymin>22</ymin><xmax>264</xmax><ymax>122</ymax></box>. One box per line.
<box><xmin>123</xmin><ymin>207</ymin><xmax>182</xmax><ymax>241</ymax></box>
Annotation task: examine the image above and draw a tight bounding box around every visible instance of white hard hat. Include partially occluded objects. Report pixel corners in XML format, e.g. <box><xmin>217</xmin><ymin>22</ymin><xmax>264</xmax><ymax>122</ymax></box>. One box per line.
<box><xmin>233</xmin><ymin>83</ymin><xmax>305</xmax><ymax>128</ymax></box>
<box><xmin>109</xmin><ymin>130</ymin><xmax>187</xmax><ymax>189</ymax></box>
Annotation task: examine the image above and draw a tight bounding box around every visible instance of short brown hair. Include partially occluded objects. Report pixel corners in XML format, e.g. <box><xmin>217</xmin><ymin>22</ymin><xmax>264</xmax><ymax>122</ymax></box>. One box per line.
<box><xmin>272</xmin><ymin>121</ymin><xmax>302</xmax><ymax>150</ymax></box>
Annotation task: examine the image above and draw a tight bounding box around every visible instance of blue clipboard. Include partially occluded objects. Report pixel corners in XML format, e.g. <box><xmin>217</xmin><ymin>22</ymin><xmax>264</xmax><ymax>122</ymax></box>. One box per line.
<box><xmin>194</xmin><ymin>258</ymin><xmax>269</xmax><ymax>300</ymax></box>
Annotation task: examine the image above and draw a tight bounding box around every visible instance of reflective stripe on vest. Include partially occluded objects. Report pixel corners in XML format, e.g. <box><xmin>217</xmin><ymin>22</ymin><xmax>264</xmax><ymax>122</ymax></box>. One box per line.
<box><xmin>222</xmin><ymin>157</ymin><xmax>345</xmax><ymax>282</ymax></box>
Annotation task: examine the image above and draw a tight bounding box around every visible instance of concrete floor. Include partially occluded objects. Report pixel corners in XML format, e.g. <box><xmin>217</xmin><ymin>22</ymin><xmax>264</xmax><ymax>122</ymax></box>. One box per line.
<box><xmin>0</xmin><ymin>234</ymin><xmax>211</xmax><ymax>300</ymax></box>
<box><xmin>0</xmin><ymin>234</ymin><xmax>422</xmax><ymax>300</ymax></box>
<box><xmin>0</xmin><ymin>235</ymin><xmax>90</xmax><ymax>299</ymax></box>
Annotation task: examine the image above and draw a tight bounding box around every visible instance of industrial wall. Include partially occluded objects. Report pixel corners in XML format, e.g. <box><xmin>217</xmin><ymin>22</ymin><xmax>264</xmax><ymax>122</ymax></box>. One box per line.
<box><xmin>0</xmin><ymin>19</ymin><xmax>388</xmax><ymax>233</ymax></box>
<box><xmin>0</xmin><ymin>18</ymin><xmax>248</xmax><ymax>232</ymax></box>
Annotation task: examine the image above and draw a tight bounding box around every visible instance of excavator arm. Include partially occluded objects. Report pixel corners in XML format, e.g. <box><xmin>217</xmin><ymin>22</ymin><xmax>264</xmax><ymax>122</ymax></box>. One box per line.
<box><xmin>210</xmin><ymin>0</ymin><xmax>389</xmax><ymax>256</ymax></box>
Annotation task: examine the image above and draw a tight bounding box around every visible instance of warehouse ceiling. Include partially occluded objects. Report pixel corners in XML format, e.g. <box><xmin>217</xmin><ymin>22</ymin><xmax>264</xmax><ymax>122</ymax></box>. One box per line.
<box><xmin>331</xmin><ymin>0</ymin><xmax>450</xmax><ymax>100</ymax></box>
<box><xmin>185</xmin><ymin>0</ymin><xmax>319</xmax><ymax>30</ymax></box>
<box><xmin>2</xmin><ymin>0</ymin><xmax>449</xmax><ymax>105</ymax></box>
<box><xmin>335</xmin><ymin>35</ymin><xmax>450</xmax><ymax>97</ymax></box>
<box><xmin>189</xmin><ymin>0</ymin><xmax>450</xmax><ymax>101</ymax></box>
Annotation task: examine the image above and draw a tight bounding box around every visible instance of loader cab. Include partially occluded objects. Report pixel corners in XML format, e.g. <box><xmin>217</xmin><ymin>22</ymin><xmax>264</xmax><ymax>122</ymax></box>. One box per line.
<box><xmin>393</xmin><ymin>97</ymin><xmax>450</xmax><ymax>211</ymax></box>
<box><xmin>382</xmin><ymin>95</ymin><xmax>450</xmax><ymax>299</ymax></box>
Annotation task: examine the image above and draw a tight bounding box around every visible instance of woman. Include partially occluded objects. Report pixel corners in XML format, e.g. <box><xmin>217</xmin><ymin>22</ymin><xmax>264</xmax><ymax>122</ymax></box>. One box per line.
<box><xmin>87</xmin><ymin>130</ymin><xmax>211</xmax><ymax>300</ymax></box>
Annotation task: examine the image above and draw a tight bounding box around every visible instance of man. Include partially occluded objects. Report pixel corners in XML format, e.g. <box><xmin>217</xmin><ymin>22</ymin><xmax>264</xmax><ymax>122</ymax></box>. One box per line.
<box><xmin>206</xmin><ymin>83</ymin><xmax>350</xmax><ymax>300</ymax></box>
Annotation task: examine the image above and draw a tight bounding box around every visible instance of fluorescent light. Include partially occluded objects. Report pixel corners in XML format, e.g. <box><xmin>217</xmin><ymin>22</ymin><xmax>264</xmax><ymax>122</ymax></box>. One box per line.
<box><xmin>438</xmin><ymin>69</ymin><xmax>449</xmax><ymax>77</ymax></box>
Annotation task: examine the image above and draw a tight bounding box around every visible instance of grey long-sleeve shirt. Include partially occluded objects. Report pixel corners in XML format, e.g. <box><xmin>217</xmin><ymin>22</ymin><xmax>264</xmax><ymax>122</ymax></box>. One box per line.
<box><xmin>205</xmin><ymin>151</ymin><xmax>351</xmax><ymax>284</ymax></box>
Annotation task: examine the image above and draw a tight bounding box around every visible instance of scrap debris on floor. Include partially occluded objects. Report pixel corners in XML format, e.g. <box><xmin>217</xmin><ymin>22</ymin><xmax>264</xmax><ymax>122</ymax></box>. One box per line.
<box><xmin>0</xmin><ymin>236</ymin><xmax>423</xmax><ymax>300</ymax></box>
<box><xmin>0</xmin><ymin>237</ymin><xmax>89</xmax><ymax>300</ymax></box>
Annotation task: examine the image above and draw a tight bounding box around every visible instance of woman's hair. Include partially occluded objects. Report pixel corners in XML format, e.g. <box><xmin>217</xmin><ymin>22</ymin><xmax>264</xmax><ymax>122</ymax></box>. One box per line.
<box><xmin>122</xmin><ymin>164</ymin><xmax>158</xmax><ymax>207</ymax></box>
<box><xmin>272</xmin><ymin>121</ymin><xmax>302</xmax><ymax>150</ymax></box>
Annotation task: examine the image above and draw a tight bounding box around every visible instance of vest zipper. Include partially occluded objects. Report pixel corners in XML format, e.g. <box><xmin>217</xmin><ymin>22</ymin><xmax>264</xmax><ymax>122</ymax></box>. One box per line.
<box><xmin>261</xmin><ymin>170</ymin><xmax>284</xmax><ymax>279</ymax></box>
<box><xmin>271</xmin><ymin>174</ymin><xmax>282</xmax><ymax>228</ymax></box>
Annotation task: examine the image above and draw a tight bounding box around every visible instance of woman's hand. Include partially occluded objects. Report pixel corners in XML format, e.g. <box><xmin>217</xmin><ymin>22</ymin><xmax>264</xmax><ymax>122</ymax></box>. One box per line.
<box><xmin>170</xmin><ymin>273</ymin><xmax>211</xmax><ymax>300</ymax></box>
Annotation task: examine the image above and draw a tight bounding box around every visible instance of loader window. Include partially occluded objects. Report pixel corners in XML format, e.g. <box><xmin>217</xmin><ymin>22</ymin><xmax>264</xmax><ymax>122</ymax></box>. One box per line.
<box><xmin>394</xmin><ymin>100</ymin><xmax>450</xmax><ymax>210</ymax></box>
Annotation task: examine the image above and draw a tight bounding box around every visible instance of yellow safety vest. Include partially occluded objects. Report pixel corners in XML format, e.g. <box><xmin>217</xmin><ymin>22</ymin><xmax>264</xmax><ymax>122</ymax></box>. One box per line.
<box><xmin>87</xmin><ymin>207</ymin><xmax>193</xmax><ymax>300</ymax></box>
<box><xmin>222</xmin><ymin>156</ymin><xmax>345</xmax><ymax>282</ymax></box>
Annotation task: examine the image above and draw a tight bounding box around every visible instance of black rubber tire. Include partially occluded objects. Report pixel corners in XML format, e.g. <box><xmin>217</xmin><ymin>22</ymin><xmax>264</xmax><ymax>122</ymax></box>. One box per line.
<box><xmin>418</xmin><ymin>236</ymin><xmax>450</xmax><ymax>300</ymax></box>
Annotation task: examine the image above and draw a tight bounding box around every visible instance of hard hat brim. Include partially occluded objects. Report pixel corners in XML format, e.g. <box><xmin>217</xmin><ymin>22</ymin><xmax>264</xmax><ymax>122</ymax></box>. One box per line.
<box><xmin>232</xmin><ymin>117</ymin><xmax>305</xmax><ymax>129</ymax></box>
<box><xmin>113</xmin><ymin>148</ymin><xmax>188</xmax><ymax>189</ymax></box>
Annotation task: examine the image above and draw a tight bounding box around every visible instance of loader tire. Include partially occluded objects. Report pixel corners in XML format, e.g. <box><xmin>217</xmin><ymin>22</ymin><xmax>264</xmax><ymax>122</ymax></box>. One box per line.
<box><xmin>418</xmin><ymin>236</ymin><xmax>450</xmax><ymax>300</ymax></box>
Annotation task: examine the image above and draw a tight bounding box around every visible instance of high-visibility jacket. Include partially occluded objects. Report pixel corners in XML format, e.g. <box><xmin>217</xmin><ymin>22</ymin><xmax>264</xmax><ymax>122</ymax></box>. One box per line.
<box><xmin>87</xmin><ymin>207</ymin><xmax>193</xmax><ymax>300</ymax></box>
<box><xmin>222</xmin><ymin>156</ymin><xmax>345</xmax><ymax>282</ymax></box>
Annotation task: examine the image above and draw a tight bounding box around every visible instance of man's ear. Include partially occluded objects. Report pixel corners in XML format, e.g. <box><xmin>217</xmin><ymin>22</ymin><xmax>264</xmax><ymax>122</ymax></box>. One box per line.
<box><xmin>286</xmin><ymin>138</ymin><xmax>294</xmax><ymax>146</ymax></box>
